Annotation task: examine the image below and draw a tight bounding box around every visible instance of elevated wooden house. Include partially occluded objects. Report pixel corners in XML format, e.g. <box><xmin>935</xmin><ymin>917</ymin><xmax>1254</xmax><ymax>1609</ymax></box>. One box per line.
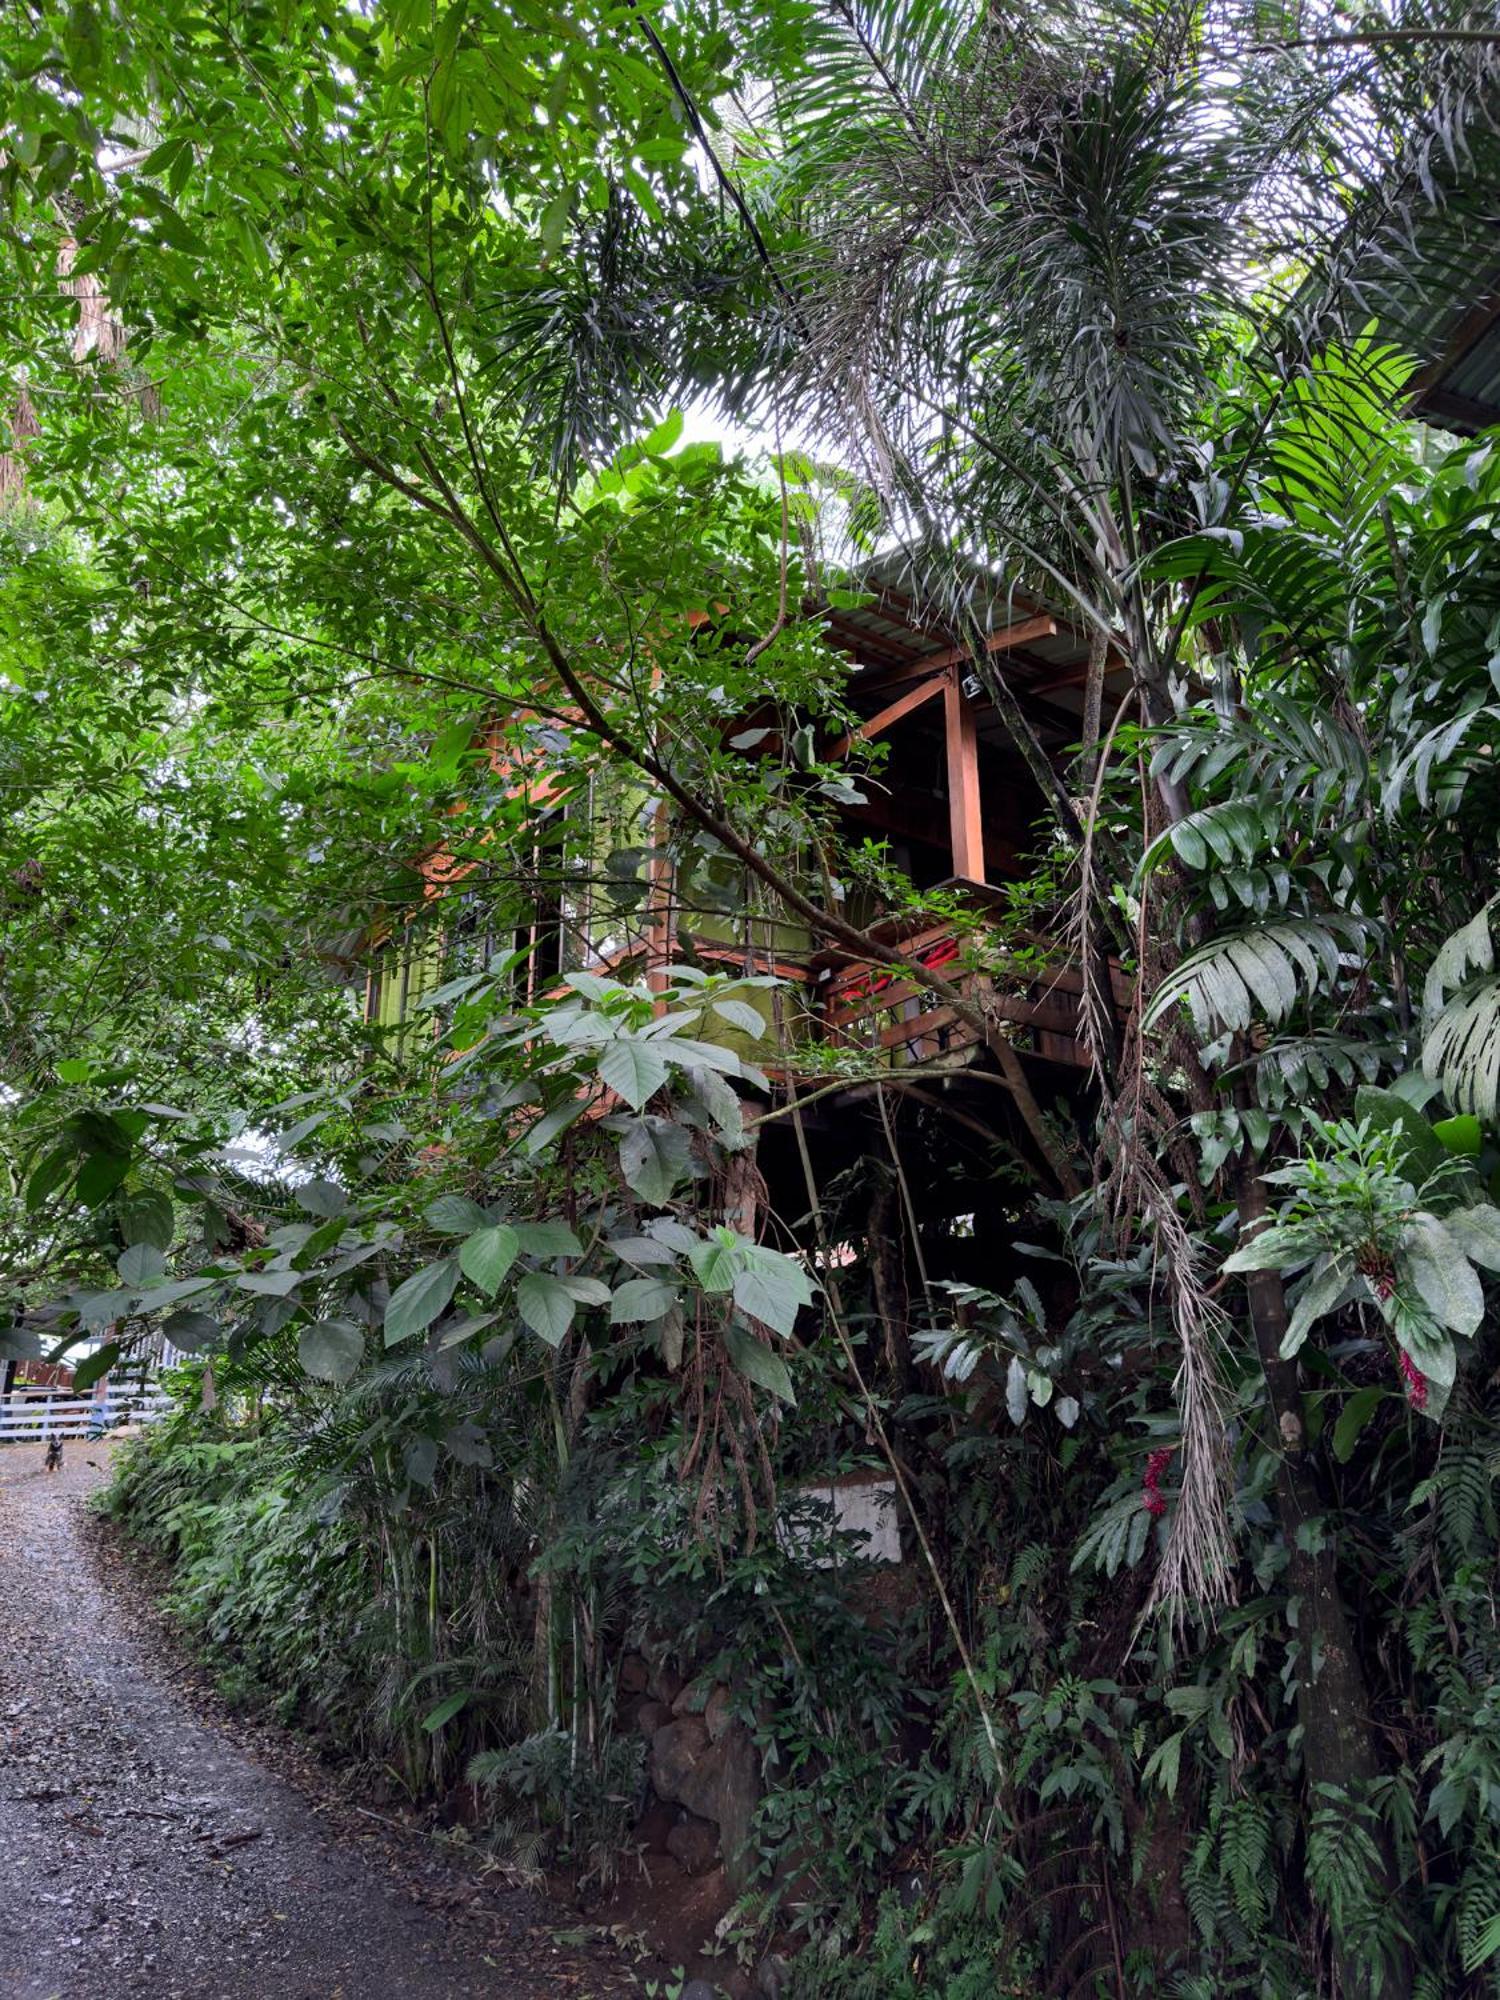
<box><xmin>365</xmin><ymin>558</ymin><xmax>1131</xmax><ymax>1245</ymax></box>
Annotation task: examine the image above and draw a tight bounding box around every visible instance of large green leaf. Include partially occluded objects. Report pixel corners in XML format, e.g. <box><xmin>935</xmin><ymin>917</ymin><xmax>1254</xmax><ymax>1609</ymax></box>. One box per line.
<box><xmin>689</xmin><ymin>1227</ymin><xmax>740</xmax><ymax>1293</ymax></box>
<box><xmin>117</xmin><ymin>1189</ymin><xmax>174</xmax><ymax>1250</ymax></box>
<box><xmin>618</xmin><ymin>1118</ymin><xmax>691</xmax><ymax>1204</ymax></box>
<box><xmin>610</xmin><ymin>1276</ymin><xmax>678</xmax><ymax>1324</ymax></box>
<box><xmin>607</xmin><ymin>1234</ymin><xmax>678</xmax><ymax>1267</ymax></box>
<box><xmin>404</xmin><ymin>1437</ymin><xmax>439</xmax><ymax>1488</ymax></box>
<box><xmin>236</xmin><ymin>1267</ymin><xmax>304</xmax><ymax>1298</ymax></box>
<box><xmin>163</xmin><ymin>1310</ymin><xmax>222</xmax><ymax>1353</ymax></box>
<box><xmin>1279</xmin><ymin>1254</ymin><xmax>1354</xmax><ymax>1359</ymax></box>
<box><xmin>725</xmin><ymin>1321</ymin><xmax>795</xmax><ymax>1404</ymax></box>
<box><xmin>1143</xmin><ymin>919</ymin><xmax>1347</xmax><ymax>1039</ymax></box>
<box><xmin>1402</xmin><ymin>1216</ymin><xmax>1483</xmax><ymax>1337</ymax></box>
<box><xmin>421</xmin><ymin>1690</ymin><xmax>470</xmax><ymax>1734</ymax></box>
<box><xmin>1332</xmin><ymin>1386</ymin><xmax>1385</xmax><ymax>1464</ymax></box>
<box><xmin>597</xmin><ymin>1037</ymin><xmax>672</xmax><ymax>1110</ymax></box>
<box><xmin>557</xmin><ymin>1275</ymin><xmax>611</xmax><ymax>1307</ymax></box>
<box><xmin>296</xmin><ymin>1178</ymin><xmax>348</xmax><ymax>1219</ymax></box>
<box><xmin>1432</xmin><ymin>1114</ymin><xmax>1481</xmax><ymax>1157</ymax></box>
<box><xmin>516</xmin><ymin>1271</ymin><xmax>577</xmax><ymax>1347</ymax></box>
<box><xmin>1222</xmin><ymin>1222</ymin><xmax>1319</xmax><ymax>1275</ymax></box>
<box><xmin>732</xmin><ymin>1250</ymin><xmax>812</xmax><ymax>1337</ymax></box>
<box><xmin>427</xmin><ymin>1193</ymin><xmax>490</xmax><ymax>1234</ymax></box>
<box><xmin>25</xmin><ymin>1144</ymin><xmax>75</xmax><ymax>1212</ymax></box>
<box><xmin>521</xmin><ymin>1099</ymin><xmax>587</xmax><ymax>1156</ymax></box>
<box><xmin>513</xmin><ymin>1219</ymin><xmax>583</xmax><ymax>1258</ymax></box>
<box><xmin>73</xmin><ymin>1342</ymin><xmax>119</xmax><ymax>1393</ymax></box>
<box><xmin>1353</xmin><ymin>1086</ymin><xmax>1446</xmax><ymax>1186</ymax></box>
<box><xmin>116</xmin><ymin>1242</ymin><xmax>165</xmax><ymax>1287</ymax></box>
<box><xmin>76</xmin><ymin>1154</ymin><xmax>130</xmax><ymax>1209</ymax></box>
<box><xmin>1447</xmin><ymin>1204</ymin><xmax>1500</xmax><ymax>1270</ymax></box>
<box><xmin>384</xmin><ymin>1259</ymin><xmax>459</xmax><ymax>1346</ymax></box>
<box><xmin>685</xmin><ymin>1065</ymin><xmax>745</xmax><ymax>1148</ymax></box>
<box><xmin>458</xmin><ymin>1224</ymin><xmax>520</xmax><ymax>1296</ymax></box>
<box><xmin>1423</xmin><ymin>976</ymin><xmax>1500</xmax><ymax>1123</ymax></box>
<box><xmin>299</xmin><ymin>1318</ymin><xmax>364</xmax><ymax>1383</ymax></box>
<box><xmin>711</xmin><ymin>997</ymin><xmax>767</xmax><ymax>1037</ymax></box>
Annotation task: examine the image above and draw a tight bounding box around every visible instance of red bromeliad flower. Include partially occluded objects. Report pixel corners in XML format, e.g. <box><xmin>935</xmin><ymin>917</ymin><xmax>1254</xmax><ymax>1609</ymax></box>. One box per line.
<box><xmin>1397</xmin><ymin>1349</ymin><xmax>1428</xmax><ymax>1410</ymax></box>
<box><xmin>1142</xmin><ymin>1447</ymin><xmax>1175</xmax><ymax>1518</ymax></box>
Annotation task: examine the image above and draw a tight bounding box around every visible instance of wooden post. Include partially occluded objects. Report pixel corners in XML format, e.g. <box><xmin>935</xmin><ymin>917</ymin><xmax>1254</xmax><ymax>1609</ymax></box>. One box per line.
<box><xmin>646</xmin><ymin>798</ymin><xmax>672</xmax><ymax>1000</ymax></box>
<box><xmin>943</xmin><ymin>670</ymin><xmax>985</xmax><ymax>884</ymax></box>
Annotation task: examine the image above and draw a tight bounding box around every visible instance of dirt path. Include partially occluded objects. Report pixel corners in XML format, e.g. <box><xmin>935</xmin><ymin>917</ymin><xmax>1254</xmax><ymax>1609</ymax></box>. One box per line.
<box><xmin>0</xmin><ymin>1444</ymin><xmax>634</xmax><ymax>2000</ymax></box>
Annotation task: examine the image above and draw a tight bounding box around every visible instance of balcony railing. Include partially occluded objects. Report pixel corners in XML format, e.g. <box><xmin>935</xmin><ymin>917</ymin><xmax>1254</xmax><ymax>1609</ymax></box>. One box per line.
<box><xmin>815</xmin><ymin>918</ymin><xmax>1129</xmax><ymax>1072</ymax></box>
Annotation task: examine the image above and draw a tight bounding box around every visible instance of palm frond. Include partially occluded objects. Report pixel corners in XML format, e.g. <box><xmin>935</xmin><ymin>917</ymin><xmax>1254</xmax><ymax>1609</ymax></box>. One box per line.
<box><xmin>1144</xmin><ymin>916</ymin><xmax>1356</xmax><ymax>1040</ymax></box>
<box><xmin>1424</xmin><ymin>982</ymin><xmax>1500</xmax><ymax>1123</ymax></box>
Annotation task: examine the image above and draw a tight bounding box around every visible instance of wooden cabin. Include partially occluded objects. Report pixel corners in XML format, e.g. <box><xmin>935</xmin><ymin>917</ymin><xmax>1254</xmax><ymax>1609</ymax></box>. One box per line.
<box><xmin>363</xmin><ymin>556</ymin><xmax>1131</xmax><ymax>1219</ymax></box>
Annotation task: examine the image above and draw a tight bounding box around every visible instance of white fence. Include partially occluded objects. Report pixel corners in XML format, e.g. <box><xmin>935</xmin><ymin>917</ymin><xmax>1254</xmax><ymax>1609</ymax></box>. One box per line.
<box><xmin>0</xmin><ymin>1387</ymin><xmax>173</xmax><ymax>1442</ymax></box>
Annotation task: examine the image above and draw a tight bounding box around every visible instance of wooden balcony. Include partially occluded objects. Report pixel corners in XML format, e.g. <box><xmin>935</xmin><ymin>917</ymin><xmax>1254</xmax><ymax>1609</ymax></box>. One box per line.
<box><xmin>812</xmin><ymin>916</ymin><xmax>1130</xmax><ymax>1073</ymax></box>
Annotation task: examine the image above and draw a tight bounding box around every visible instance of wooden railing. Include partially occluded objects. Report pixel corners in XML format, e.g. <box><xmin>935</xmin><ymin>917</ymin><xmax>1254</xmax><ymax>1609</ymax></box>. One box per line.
<box><xmin>815</xmin><ymin>920</ymin><xmax>1128</xmax><ymax>1071</ymax></box>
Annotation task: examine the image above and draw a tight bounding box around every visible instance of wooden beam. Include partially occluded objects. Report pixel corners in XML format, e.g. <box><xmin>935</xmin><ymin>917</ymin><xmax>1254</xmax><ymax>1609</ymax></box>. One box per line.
<box><xmin>845</xmin><ymin>649</ymin><xmax>955</xmax><ymax>694</ymax></box>
<box><xmin>827</xmin><ymin>672</ymin><xmax>947</xmax><ymax>760</ymax></box>
<box><xmin>918</xmin><ymin>614</ymin><xmax>1058</xmax><ymax>675</ymax></box>
<box><xmin>1029</xmin><ymin>642</ymin><xmax>1127</xmax><ymax>693</ymax></box>
<box><xmin>646</xmin><ymin>798</ymin><xmax>672</xmax><ymax>998</ymax></box>
<box><xmin>1415</xmin><ymin>384</ymin><xmax>1500</xmax><ymax>433</ymax></box>
<box><xmin>1407</xmin><ymin>287</ymin><xmax>1500</xmax><ymax>431</ymax></box>
<box><xmin>944</xmin><ymin>674</ymin><xmax>985</xmax><ymax>884</ymax></box>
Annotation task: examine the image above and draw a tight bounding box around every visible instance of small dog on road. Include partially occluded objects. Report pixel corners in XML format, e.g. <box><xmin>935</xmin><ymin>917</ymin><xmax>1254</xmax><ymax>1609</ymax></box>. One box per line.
<box><xmin>44</xmin><ymin>1435</ymin><xmax>63</xmax><ymax>1472</ymax></box>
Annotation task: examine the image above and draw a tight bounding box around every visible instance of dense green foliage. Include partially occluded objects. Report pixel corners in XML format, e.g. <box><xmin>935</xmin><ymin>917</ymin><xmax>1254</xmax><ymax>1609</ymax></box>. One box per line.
<box><xmin>6</xmin><ymin>0</ymin><xmax>1500</xmax><ymax>1992</ymax></box>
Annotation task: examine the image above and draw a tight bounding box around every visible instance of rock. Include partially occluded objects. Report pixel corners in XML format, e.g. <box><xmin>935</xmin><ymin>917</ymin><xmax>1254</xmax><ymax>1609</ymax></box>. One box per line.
<box><xmin>756</xmin><ymin>1954</ymin><xmax>792</xmax><ymax>1998</ymax></box>
<box><xmin>675</xmin><ymin>1737</ymin><xmax>730</xmax><ymax>1823</ymax></box>
<box><xmin>618</xmin><ymin>1653</ymin><xmax>650</xmax><ymax>1695</ymax></box>
<box><xmin>670</xmin><ymin>1675</ymin><xmax>713</xmax><ymax>1719</ymax></box>
<box><xmin>665</xmin><ymin>1813</ymin><xmax>719</xmax><ymax>1877</ymax></box>
<box><xmin>648</xmin><ymin>1661</ymin><xmax>686</xmax><ymax>1706</ymax></box>
<box><xmin>635</xmin><ymin>1699</ymin><xmax>672</xmax><ymax>1742</ymax></box>
<box><xmin>708</xmin><ymin>1724</ymin><xmax>761</xmax><ymax>1896</ymax></box>
<box><xmin>703</xmin><ymin>1685</ymin><xmax>734</xmax><ymax>1742</ymax></box>
<box><xmin>650</xmin><ymin>1716</ymin><xmax>710</xmax><ymax>1804</ymax></box>
<box><xmin>679</xmin><ymin>1982</ymin><xmax>719</xmax><ymax>2000</ymax></box>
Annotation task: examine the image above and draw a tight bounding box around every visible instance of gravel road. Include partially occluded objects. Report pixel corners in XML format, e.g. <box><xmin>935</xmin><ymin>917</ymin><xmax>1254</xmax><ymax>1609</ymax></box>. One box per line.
<box><xmin>0</xmin><ymin>1442</ymin><xmax>634</xmax><ymax>2000</ymax></box>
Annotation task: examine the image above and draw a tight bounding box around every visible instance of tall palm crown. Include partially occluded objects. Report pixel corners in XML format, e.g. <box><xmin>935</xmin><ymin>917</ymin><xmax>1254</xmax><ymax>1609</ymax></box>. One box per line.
<box><xmin>684</xmin><ymin>0</ymin><xmax>1500</xmax><ymax>680</ymax></box>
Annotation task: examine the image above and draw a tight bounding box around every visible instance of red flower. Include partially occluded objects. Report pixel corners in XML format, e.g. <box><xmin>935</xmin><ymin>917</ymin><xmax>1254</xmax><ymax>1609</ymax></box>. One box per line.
<box><xmin>1356</xmin><ymin>1244</ymin><xmax>1397</xmax><ymax>1299</ymax></box>
<box><xmin>1142</xmin><ymin>1446</ymin><xmax>1175</xmax><ymax>1517</ymax></box>
<box><xmin>1397</xmin><ymin>1349</ymin><xmax>1428</xmax><ymax>1410</ymax></box>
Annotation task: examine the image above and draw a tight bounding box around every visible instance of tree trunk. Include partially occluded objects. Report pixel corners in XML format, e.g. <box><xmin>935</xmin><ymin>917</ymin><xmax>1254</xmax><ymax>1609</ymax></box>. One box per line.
<box><xmin>1235</xmin><ymin>1166</ymin><xmax>1409</xmax><ymax>1996</ymax></box>
<box><xmin>867</xmin><ymin>1176</ymin><xmax>912</xmax><ymax>1389</ymax></box>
